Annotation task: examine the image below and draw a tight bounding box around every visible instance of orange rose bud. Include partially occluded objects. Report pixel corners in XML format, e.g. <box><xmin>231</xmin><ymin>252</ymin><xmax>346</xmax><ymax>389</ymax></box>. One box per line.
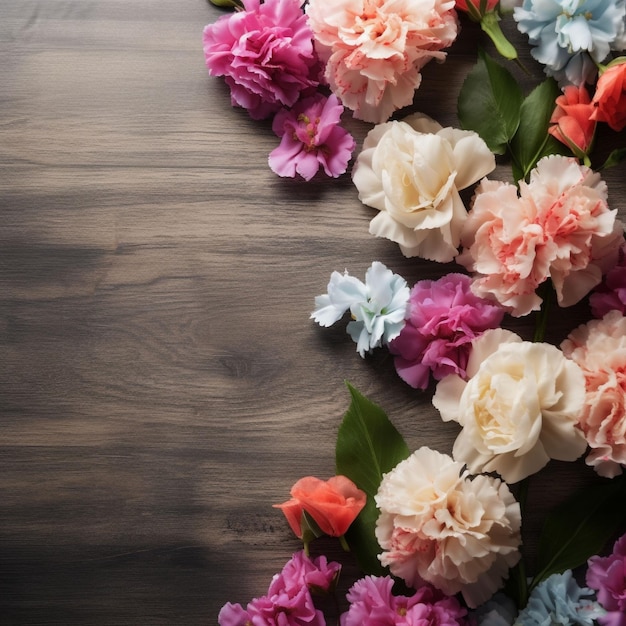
<box><xmin>549</xmin><ymin>84</ymin><xmax>596</xmax><ymax>160</ymax></box>
<box><xmin>591</xmin><ymin>59</ymin><xmax>626</xmax><ymax>132</ymax></box>
<box><xmin>274</xmin><ymin>475</ymin><xmax>366</xmax><ymax>539</ymax></box>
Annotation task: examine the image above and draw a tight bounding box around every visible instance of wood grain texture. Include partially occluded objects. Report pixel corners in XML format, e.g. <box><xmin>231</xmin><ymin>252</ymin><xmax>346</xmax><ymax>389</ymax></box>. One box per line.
<box><xmin>1</xmin><ymin>1</ymin><xmax>625</xmax><ymax>624</ymax></box>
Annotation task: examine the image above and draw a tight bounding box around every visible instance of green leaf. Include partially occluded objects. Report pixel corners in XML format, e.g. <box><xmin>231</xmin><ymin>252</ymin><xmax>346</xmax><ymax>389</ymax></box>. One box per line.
<box><xmin>601</xmin><ymin>147</ymin><xmax>626</xmax><ymax>170</ymax></box>
<box><xmin>532</xmin><ymin>474</ymin><xmax>626</xmax><ymax>589</ymax></box>
<box><xmin>208</xmin><ymin>0</ymin><xmax>243</xmax><ymax>8</ymax></box>
<box><xmin>510</xmin><ymin>78</ymin><xmax>561</xmax><ymax>181</ymax></box>
<box><xmin>336</xmin><ymin>382</ymin><xmax>410</xmax><ymax>574</ymax></box>
<box><xmin>457</xmin><ymin>49</ymin><xmax>523</xmax><ymax>154</ymax></box>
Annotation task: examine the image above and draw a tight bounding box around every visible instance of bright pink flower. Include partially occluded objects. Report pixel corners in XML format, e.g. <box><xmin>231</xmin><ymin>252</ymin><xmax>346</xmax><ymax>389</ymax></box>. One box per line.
<box><xmin>561</xmin><ymin>311</ymin><xmax>626</xmax><ymax>478</ymax></box>
<box><xmin>305</xmin><ymin>0</ymin><xmax>459</xmax><ymax>123</ymax></box>
<box><xmin>268</xmin><ymin>94</ymin><xmax>355</xmax><ymax>181</ymax></box>
<box><xmin>586</xmin><ymin>533</ymin><xmax>626</xmax><ymax>626</ymax></box>
<box><xmin>218</xmin><ymin>552</ymin><xmax>340</xmax><ymax>626</ymax></box>
<box><xmin>203</xmin><ymin>0</ymin><xmax>320</xmax><ymax>120</ymax></box>
<box><xmin>269</xmin><ymin>551</ymin><xmax>341</xmax><ymax>596</ymax></box>
<box><xmin>458</xmin><ymin>155</ymin><xmax>624</xmax><ymax>317</ymax></box>
<box><xmin>341</xmin><ymin>575</ymin><xmax>468</xmax><ymax>626</ymax></box>
<box><xmin>549</xmin><ymin>84</ymin><xmax>596</xmax><ymax>159</ymax></box>
<box><xmin>388</xmin><ymin>273</ymin><xmax>504</xmax><ymax>389</ymax></box>
<box><xmin>590</xmin><ymin>242</ymin><xmax>626</xmax><ymax>318</ymax></box>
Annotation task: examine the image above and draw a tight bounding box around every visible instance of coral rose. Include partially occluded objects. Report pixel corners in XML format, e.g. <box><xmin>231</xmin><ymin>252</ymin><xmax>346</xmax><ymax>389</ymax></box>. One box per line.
<box><xmin>549</xmin><ymin>84</ymin><xmax>596</xmax><ymax>160</ymax></box>
<box><xmin>274</xmin><ymin>476</ymin><xmax>366</xmax><ymax>538</ymax></box>
<box><xmin>458</xmin><ymin>155</ymin><xmax>624</xmax><ymax>317</ymax></box>
<box><xmin>374</xmin><ymin>447</ymin><xmax>521</xmax><ymax>608</ymax></box>
<box><xmin>352</xmin><ymin>113</ymin><xmax>496</xmax><ymax>263</ymax></box>
<box><xmin>203</xmin><ymin>0</ymin><xmax>320</xmax><ymax>119</ymax></box>
<box><xmin>561</xmin><ymin>311</ymin><xmax>626</xmax><ymax>478</ymax></box>
<box><xmin>305</xmin><ymin>0</ymin><xmax>459</xmax><ymax>123</ymax></box>
<box><xmin>591</xmin><ymin>58</ymin><xmax>626</xmax><ymax>132</ymax></box>
<box><xmin>433</xmin><ymin>328</ymin><xmax>588</xmax><ymax>483</ymax></box>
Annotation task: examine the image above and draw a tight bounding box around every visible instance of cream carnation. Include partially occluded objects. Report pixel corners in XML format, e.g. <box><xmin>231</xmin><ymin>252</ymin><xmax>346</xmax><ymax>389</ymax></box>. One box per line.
<box><xmin>458</xmin><ymin>155</ymin><xmax>624</xmax><ymax>317</ymax></box>
<box><xmin>561</xmin><ymin>310</ymin><xmax>626</xmax><ymax>478</ymax></box>
<box><xmin>374</xmin><ymin>447</ymin><xmax>521</xmax><ymax>608</ymax></box>
<box><xmin>352</xmin><ymin>113</ymin><xmax>496</xmax><ymax>263</ymax></box>
<box><xmin>433</xmin><ymin>329</ymin><xmax>587</xmax><ymax>483</ymax></box>
<box><xmin>305</xmin><ymin>0</ymin><xmax>459</xmax><ymax>123</ymax></box>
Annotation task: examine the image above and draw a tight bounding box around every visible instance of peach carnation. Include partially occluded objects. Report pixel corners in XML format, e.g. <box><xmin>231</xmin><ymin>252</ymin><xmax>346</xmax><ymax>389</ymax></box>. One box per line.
<box><xmin>374</xmin><ymin>446</ymin><xmax>521</xmax><ymax>609</ymax></box>
<box><xmin>458</xmin><ymin>155</ymin><xmax>624</xmax><ymax>317</ymax></box>
<box><xmin>561</xmin><ymin>310</ymin><xmax>626</xmax><ymax>478</ymax></box>
<box><xmin>305</xmin><ymin>0</ymin><xmax>459</xmax><ymax>123</ymax></box>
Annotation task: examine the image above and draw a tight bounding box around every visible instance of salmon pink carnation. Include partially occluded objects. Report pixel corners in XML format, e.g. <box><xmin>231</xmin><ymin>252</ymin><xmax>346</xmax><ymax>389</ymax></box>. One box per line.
<box><xmin>274</xmin><ymin>476</ymin><xmax>367</xmax><ymax>538</ymax></box>
<box><xmin>591</xmin><ymin>58</ymin><xmax>626</xmax><ymax>132</ymax></box>
<box><xmin>341</xmin><ymin>575</ymin><xmax>468</xmax><ymax>626</ymax></box>
<box><xmin>305</xmin><ymin>0</ymin><xmax>459</xmax><ymax>123</ymax></box>
<box><xmin>374</xmin><ymin>447</ymin><xmax>521</xmax><ymax>608</ymax></box>
<box><xmin>458</xmin><ymin>155</ymin><xmax>624</xmax><ymax>317</ymax></box>
<box><xmin>388</xmin><ymin>273</ymin><xmax>504</xmax><ymax>389</ymax></box>
<box><xmin>561</xmin><ymin>311</ymin><xmax>626</xmax><ymax>478</ymax></box>
<box><xmin>202</xmin><ymin>0</ymin><xmax>320</xmax><ymax>120</ymax></box>
<box><xmin>269</xmin><ymin>94</ymin><xmax>355</xmax><ymax>181</ymax></box>
<box><xmin>549</xmin><ymin>84</ymin><xmax>597</xmax><ymax>160</ymax></box>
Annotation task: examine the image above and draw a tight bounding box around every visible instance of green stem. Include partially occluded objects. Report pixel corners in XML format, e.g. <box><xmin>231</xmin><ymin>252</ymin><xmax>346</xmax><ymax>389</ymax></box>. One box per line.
<box><xmin>339</xmin><ymin>534</ymin><xmax>350</xmax><ymax>552</ymax></box>
<box><xmin>480</xmin><ymin>12</ymin><xmax>518</xmax><ymax>61</ymax></box>
<box><xmin>533</xmin><ymin>282</ymin><xmax>553</xmax><ymax>342</ymax></box>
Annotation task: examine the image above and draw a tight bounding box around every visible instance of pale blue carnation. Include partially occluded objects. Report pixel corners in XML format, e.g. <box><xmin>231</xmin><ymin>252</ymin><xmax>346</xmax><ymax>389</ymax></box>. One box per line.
<box><xmin>514</xmin><ymin>570</ymin><xmax>606</xmax><ymax>626</ymax></box>
<box><xmin>514</xmin><ymin>0</ymin><xmax>626</xmax><ymax>84</ymax></box>
<box><xmin>311</xmin><ymin>261</ymin><xmax>409</xmax><ymax>357</ymax></box>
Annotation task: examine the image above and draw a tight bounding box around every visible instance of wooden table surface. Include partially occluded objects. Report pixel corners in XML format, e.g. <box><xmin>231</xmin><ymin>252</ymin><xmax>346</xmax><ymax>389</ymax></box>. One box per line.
<box><xmin>2</xmin><ymin>1</ymin><xmax>625</xmax><ymax>624</ymax></box>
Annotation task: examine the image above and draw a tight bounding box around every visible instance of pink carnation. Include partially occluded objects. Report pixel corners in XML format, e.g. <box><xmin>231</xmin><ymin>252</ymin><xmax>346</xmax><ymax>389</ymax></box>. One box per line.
<box><xmin>269</xmin><ymin>94</ymin><xmax>355</xmax><ymax>181</ymax></box>
<box><xmin>203</xmin><ymin>0</ymin><xmax>320</xmax><ymax>120</ymax></box>
<box><xmin>341</xmin><ymin>575</ymin><xmax>468</xmax><ymax>626</ymax></box>
<box><xmin>586</xmin><ymin>533</ymin><xmax>626</xmax><ymax>626</ymax></box>
<box><xmin>590</xmin><ymin>242</ymin><xmax>626</xmax><ymax>318</ymax></box>
<box><xmin>305</xmin><ymin>0</ymin><xmax>459</xmax><ymax>123</ymax></box>
<box><xmin>458</xmin><ymin>155</ymin><xmax>624</xmax><ymax>317</ymax></box>
<box><xmin>561</xmin><ymin>310</ymin><xmax>626</xmax><ymax>477</ymax></box>
<box><xmin>218</xmin><ymin>551</ymin><xmax>340</xmax><ymax>626</ymax></box>
<box><xmin>388</xmin><ymin>273</ymin><xmax>504</xmax><ymax>389</ymax></box>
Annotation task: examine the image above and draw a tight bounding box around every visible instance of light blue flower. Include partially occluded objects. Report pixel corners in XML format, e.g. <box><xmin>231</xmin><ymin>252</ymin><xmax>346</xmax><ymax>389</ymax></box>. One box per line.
<box><xmin>514</xmin><ymin>570</ymin><xmax>606</xmax><ymax>626</ymax></box>
<box><xmin>514</xmin><ymin>0</ymin><xmax>626</xmax><ymax>85</ymax></box>
<box><xmin>311</xmin><ymin>262</ymin><xmax>409</xmax><ymax>357</ymax></box>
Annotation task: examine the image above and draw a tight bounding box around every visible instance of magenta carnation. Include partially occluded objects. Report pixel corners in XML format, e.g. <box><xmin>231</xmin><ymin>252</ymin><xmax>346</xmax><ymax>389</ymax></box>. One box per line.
<box><xmin>388</xmin><ymin>273</ymin><xmax>504</xmax><ymax>389</ymax></box>
<box><xmin>590</xmin><ymin>243</ymin><xmax>626</xmax><ymax>319</ymax></box>
<box><xmin>202</xmin><ymin>0</ymin><xmax>320</xmax><ymax>120</ymax></box>
<box><xmin>269</xmin><ymin>93</ymin><xmax>355</xmax><ymax>181</ymax></box>
<box><xmin>586</xmin><ymin>533</ymin><xmax>626</xmax><ymax>626</ymax></box>
<box><xmin>340</xmin><ymin>575</ymin><xmax>468</xmax><ymax>626</ymax></box>
<box><xmin>218</xmin><ymin>551</ymin><xmax>340</xmax><ymax>626</ymax></box>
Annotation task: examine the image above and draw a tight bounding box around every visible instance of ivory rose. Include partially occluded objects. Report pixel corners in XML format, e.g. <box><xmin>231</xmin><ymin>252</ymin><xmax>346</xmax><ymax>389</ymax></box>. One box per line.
<box><xmin>305</xmin><ymin>0</ymin><xmax>459</xmax><ymax>123</ymax></box>
<box><xmin>591</xmin><ymin>58</ymin><xmax>626</xmax><ymax>132</ymax></box>
<box><xmin>561</xmin><ymin>311</ymin><xmax>626</xmax><ymax>478</ymax></box>
<box><xmin>374</xmin><ymin>447</ymin><xmax>521</xmax><ymax>608</ymax></box>
<box><xmin>433</xmin><ymin>328</ymin><xmax>587</xmax><ymax>483</ymax></box>
<box><xmin>458</xmin><ymin>155</ymin><xmax>624</xmax><ymax>317</ymax></box>
<box><xmin>274</xmin><ymin>476</ymin><xmax>366</xmax><ymax>538</ymax></box>
<box><xmin>352</xmin><ymin>113</ymin><xmax>496</xmax><ymax>263</ymax></box>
